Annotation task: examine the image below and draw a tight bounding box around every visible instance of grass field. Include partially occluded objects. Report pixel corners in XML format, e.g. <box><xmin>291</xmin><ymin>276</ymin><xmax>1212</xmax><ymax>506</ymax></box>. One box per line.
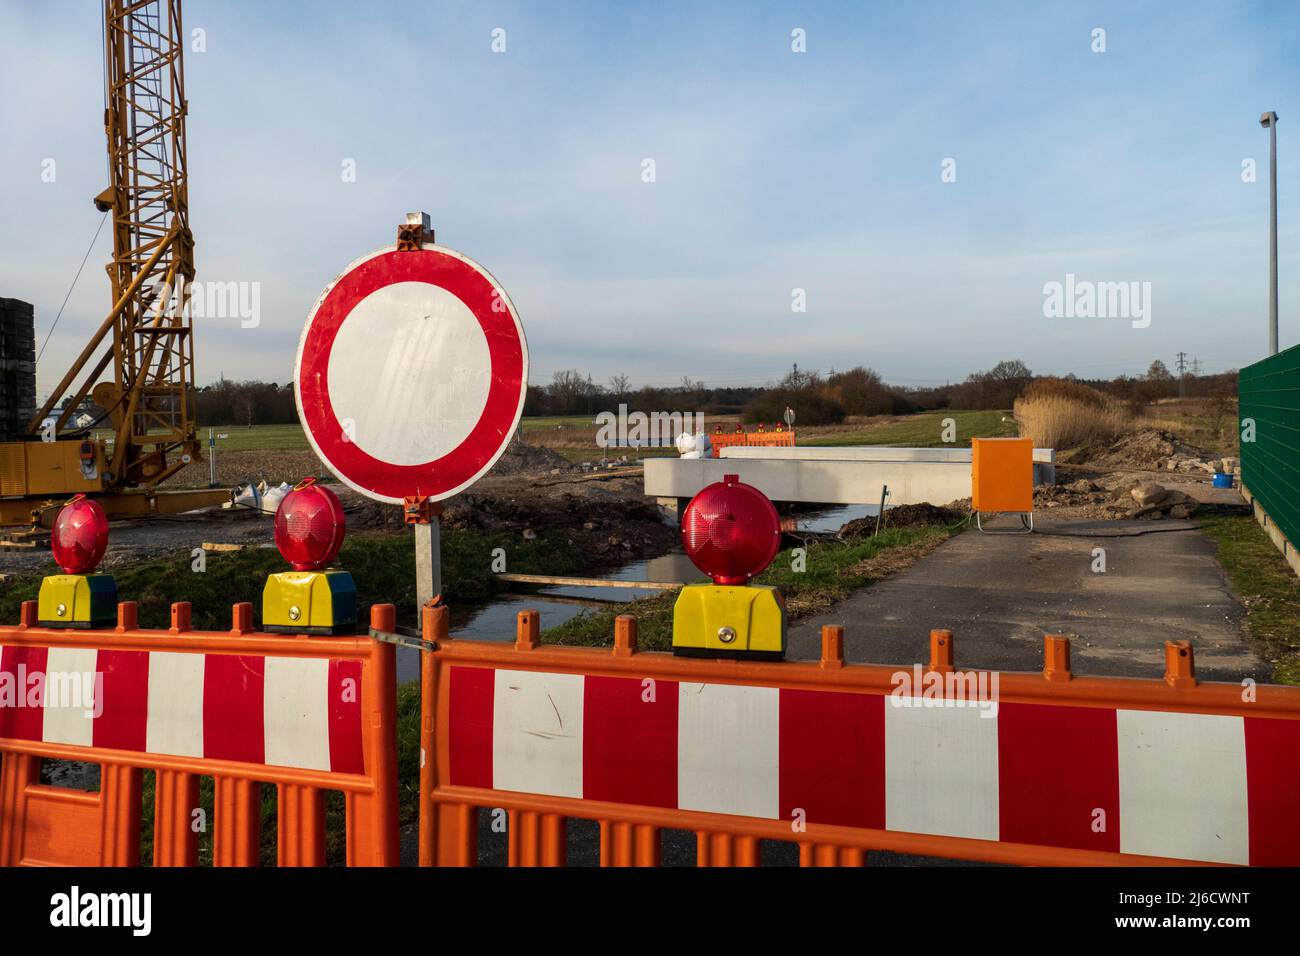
<box><xmin>807</xmin><ymin>409</ymin><xmax>1016</xmax><ymax>447</ymax></box>
<box><xmin>521</xmin><ymin>415</ymin><xmax>595</xmax><ymax>431</ymax></box>
<box><xmin>1197</xmin><ymin>513</ymin><xmax>1300</xmax><ymax>685</ymax></box>
<box><xmin>199</xmin><ymin>423</ymin><xmax>310</xmax><ymax>452</ymax></box>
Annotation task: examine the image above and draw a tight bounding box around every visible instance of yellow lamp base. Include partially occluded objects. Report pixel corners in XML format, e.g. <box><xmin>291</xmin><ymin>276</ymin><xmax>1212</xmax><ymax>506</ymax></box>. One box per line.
<box><xmin>262</xmin><ymin>570</ymin><xmax>357</xmax><ymax>634</ymax></box>
<box><xmin>37</xmin><ymin>574</ymin><xmax>118</xmax><ymax>629</ymax></box>
<box><xmin>671</xmin><ymin>583</ymin><xmax>786</xmax><ymax>660</ymax></box>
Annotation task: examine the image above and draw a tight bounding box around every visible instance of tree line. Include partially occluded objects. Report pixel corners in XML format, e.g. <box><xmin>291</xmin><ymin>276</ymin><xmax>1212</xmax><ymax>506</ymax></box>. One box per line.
<box><xmin>195</xmin><ymin>379</ymin><xmax>297</xmax><ymax>426</ymax></box>
<box><xmin>193</xmin><ymin>359</ymin><xmax>1239</xmax><ymax>428</ymax></box>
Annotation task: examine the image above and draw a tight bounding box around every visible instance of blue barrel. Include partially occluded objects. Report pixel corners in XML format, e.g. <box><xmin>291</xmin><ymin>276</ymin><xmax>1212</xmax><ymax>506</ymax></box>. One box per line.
<box><xmin>1213</xmin><ymin>472</ymin><xmax>1234</xmax><ymax>489</ymax></box>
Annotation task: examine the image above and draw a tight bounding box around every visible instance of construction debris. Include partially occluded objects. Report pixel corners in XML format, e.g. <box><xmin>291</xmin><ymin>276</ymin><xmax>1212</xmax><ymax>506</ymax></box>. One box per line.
<box><xmin>1067</xmin><ymin>428</ymin><xmax>1232</xmax><ymax>475</ymax></box>
<box><xmin>1033</xmin><ymin>478</ymin><xmax>1200</xmax><ymax>520</ymax></box>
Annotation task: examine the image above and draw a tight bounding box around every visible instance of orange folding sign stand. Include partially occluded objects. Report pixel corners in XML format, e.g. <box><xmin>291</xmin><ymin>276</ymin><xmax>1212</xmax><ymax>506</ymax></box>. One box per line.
<box><xmin>972</xmin><ymin>437</ymin><xmax>1034</xmax><ymax>533</ymax></box>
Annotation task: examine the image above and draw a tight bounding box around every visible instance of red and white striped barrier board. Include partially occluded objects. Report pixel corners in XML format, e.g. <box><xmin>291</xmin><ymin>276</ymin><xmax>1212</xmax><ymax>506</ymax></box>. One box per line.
<box><xmin>446</xmin><ymin>666</ymin><xmax>1300</xmax><ymax>866</ymax></box>
<box><xmin>0</xmin><ymin>644</ymin><xmax>365</xmax><ymax>774</ymax></box>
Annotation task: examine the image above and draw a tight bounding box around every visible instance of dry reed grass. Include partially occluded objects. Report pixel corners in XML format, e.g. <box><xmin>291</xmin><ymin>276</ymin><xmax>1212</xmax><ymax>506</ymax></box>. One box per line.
<box><xmin>1014</xmin><ymin>378</ymin><xmax>1130</xmax><ymax>449</ymax></box>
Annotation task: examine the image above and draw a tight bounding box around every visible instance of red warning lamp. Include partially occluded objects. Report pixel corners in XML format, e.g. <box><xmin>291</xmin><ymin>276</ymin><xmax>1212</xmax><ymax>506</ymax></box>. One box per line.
<box><xmin>39</xmin><ymin>494</ymin><xmax>117</xmax><ymax>628</ymax></box>
<box><xmin>264</xmin><ymin>477</ymin><xmax>356</xmax><ymax>634</ymax></box>
<box><xmin>681</xmin><ymin>474</ymin><xmax>781</xmax><ymax>585</ymax></box>
<box><xmin>50</xmin><ymin>494</ymin><xmax>110</xmax><ymax>574</ymax></box>
<box><xmin>274</xmin><ymin>477</ymin><xmax>346</xmax><ymax>571</ymax></box>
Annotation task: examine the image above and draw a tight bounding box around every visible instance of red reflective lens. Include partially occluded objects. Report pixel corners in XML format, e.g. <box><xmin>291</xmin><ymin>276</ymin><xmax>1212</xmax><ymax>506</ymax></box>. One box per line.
<box><xmin>50</xmin><ymin>495</ymin><xmax>110</xmax><ymax>574</ymax></box>
<box><xmin>274</xmin><ymin>480</ymin><xmax>346</xmax><ymax>571</ymax></box>
<box><xmin>681</xmin><ymin>474</ymin><xmax>780</xmax><ymax>585</ymax></box>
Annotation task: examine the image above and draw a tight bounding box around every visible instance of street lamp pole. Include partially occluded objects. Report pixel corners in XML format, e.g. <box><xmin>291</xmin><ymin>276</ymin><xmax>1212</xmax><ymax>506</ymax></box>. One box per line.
<box><xmin>1261</xmin><ymin>111</ymin><xmax>1279</xmax><ymax>355</ymax></box>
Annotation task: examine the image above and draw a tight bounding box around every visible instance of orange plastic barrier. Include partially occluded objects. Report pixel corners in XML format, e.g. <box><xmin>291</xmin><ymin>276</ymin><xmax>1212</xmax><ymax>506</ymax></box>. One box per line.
<box><xmin>709</xmin><ymin>429</ymin><xmax>796</xmax><ymax>451</ymax></box>
<box><xmin>0</xmin><ymin>600</ymin><xmax>399</xmax><ymax>866</ymax></box>
<box><xmin>419</xmin><ymin>607</ymin><xmax>1300</xmax><ymax>867</ymax></box>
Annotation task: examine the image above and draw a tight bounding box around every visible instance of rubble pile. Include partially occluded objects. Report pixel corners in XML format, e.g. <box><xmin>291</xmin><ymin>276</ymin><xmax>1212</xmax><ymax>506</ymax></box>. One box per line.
<box><xmin>1034</xmin><ymin>478</ymin><xmax>1201</xmax><ymax>520</ymax></box>
<box><xmin>838</xmin><ymin>503</ymin><xmax>964</xmax><ymax>538</ymax></box>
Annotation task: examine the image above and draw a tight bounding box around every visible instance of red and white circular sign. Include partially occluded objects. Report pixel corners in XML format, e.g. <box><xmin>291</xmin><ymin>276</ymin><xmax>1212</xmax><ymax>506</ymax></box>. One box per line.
<box><xmin>294</xmin><ymin>244</ymin><xmax>528</xmax><ymax>503</ymax></box>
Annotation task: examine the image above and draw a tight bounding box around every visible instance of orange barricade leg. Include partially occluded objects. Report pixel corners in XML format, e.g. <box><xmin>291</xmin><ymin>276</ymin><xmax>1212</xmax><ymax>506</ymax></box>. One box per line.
<box><xmin>600</xmin><ymin>821</ymin><xmax>660</xmax><ymax>866</ymax></box>
<box><xmin>800</xmin><ymin>843</ymin><xmax>867</xmax><ymax>867</ymax></box>
<box><xmin>697</xmin><ymin>831</ymin><xmax>760</xmax><ymax>867</ymax></box>
<box><xmin>213</xmin><ymin>776</ymin><xmax>261</xmax><ymax>866</ymax></box>
<box><xmin>428</xmin><ymin>803</ymin><xmax>478</xmax><ymax>866</ymax></box>
<box><xmin>100</xmin><ymin>763</ymin><xmax>143</xmax><ymax>866</ymax></box>
<box><xmin>278</xmin><ymin>783</ymin><xmax>326</xmax><ymax>866</ymax></box>
<box><xmin>153</xmin><ymin>769</ymin><xmax>200</xmax><ymax>866</ymax></box>
<box><xmin>0</xmin><ymin>754</ymin><xmax>38</xmax><ymax>865</ymax></box>
<box><xmin>507</xmin><ymin>810</ymin><xmax>567</xmax><ymax>866</ymax></box>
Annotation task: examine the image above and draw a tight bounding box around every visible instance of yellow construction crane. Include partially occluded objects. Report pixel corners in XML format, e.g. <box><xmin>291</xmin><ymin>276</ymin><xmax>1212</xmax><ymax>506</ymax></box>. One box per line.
<box><xmin>0</xmin><ymin>0</ymin><xmax>227</xmax><ymax>526</ymax></box>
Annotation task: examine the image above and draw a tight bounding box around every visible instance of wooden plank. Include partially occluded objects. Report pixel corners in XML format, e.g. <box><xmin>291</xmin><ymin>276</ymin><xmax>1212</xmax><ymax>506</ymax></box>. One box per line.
<box><xmin>535</xmin><ymin>467</ymin><xmax>644</xmax><ymax>486</ymax></box>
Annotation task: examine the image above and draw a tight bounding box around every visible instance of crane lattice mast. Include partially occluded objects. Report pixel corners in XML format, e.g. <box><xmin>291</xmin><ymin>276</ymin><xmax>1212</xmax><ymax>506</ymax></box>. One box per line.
<box><xmin>30</xmin><ymin>0</ymin><xmax>199</xmax><ymax>488</ymax></box>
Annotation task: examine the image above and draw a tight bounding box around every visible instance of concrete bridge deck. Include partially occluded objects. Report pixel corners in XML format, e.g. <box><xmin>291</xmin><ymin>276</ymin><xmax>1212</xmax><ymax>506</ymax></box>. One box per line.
<box><xmin>646</xmin><ymin>445</ymin><xmax>1055</xmax><ymax>509</ymax></box>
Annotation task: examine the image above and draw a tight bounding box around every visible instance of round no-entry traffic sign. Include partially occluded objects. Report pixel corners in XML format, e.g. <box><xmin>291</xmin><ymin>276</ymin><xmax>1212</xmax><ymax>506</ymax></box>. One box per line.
<box><xmin>295</xmin><ymin>244</ymin><xmax>528</xmax><ymax>503</ymax></box>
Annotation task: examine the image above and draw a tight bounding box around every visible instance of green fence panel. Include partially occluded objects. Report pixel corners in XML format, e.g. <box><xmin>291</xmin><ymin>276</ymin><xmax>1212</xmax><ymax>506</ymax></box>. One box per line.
<box><xmin>1239</xmin><ymin>343</ymin><xmax>1300</xmax><ymax>549</ymax></box>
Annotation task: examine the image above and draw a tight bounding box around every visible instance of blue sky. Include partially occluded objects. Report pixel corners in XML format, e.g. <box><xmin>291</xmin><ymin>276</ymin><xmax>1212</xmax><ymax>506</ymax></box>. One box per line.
<box><xmin>1</xmin><ymin>0</ymin><xmax>1296</xmax><ymax>397</ymax></box>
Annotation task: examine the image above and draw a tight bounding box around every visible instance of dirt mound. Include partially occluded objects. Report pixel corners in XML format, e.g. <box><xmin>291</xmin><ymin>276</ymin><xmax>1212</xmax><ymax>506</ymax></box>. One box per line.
<box><xmin>1069</xmin><ymin>428</ymin><xmax>1214</xmax><ymax>472</ymax></box>
<box><xmin>487</xmin><ymin>440</ymin><xmax>579</xmax><ymax>476</ymax></box>
<box><xmin>838</xmin><ymin>503</ymin><xmax>962</xmax><ymax>538</ymax></box>
<box><xmin>443</xmin><ymin>490</ymin><xmax>677</xmax><ymax>559</ymax></box>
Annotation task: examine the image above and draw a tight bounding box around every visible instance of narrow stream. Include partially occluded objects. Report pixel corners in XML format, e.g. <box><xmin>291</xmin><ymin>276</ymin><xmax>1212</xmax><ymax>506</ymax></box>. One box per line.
<box><xmin>395</xmin><ymin>502</ymin><xmax>879</xmax><ymax>682</ymax></box>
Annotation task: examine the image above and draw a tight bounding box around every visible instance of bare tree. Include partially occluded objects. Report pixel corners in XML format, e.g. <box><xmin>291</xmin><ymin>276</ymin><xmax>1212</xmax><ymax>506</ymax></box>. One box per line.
<box><xmin>1146</xmin><ymin>360</ymin><xmax>1173</xmax><ymax>381</ymax></box>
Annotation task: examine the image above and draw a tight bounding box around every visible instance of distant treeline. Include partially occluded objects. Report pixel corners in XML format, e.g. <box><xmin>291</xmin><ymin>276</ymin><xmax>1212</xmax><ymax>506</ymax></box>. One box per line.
<box><xmin>195</xmin><ymin>360</ymin><xmax>1239</xmax><ymax>428</ymax></box>
<box><xmin>196</xmin><ymin>379</ymin><xmax>297</xmax><ymax>426</ymax></box>
<box><xmin>526</xmin><ymin>360</ymin><xmax>1238</xmax><ymax>427</ymax></box>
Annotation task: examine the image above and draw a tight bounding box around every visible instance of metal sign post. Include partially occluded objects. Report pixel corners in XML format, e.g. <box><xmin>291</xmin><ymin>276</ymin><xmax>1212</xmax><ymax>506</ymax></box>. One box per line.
<box><xmin>294</xmin><ymin>211</ymin><xmax>528</xmax><ymax>629</ymax></box>
<box><xmin>405</xmin><ymin>495</ymin><xmax>442</xmax><ymax>608</ymax></box>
